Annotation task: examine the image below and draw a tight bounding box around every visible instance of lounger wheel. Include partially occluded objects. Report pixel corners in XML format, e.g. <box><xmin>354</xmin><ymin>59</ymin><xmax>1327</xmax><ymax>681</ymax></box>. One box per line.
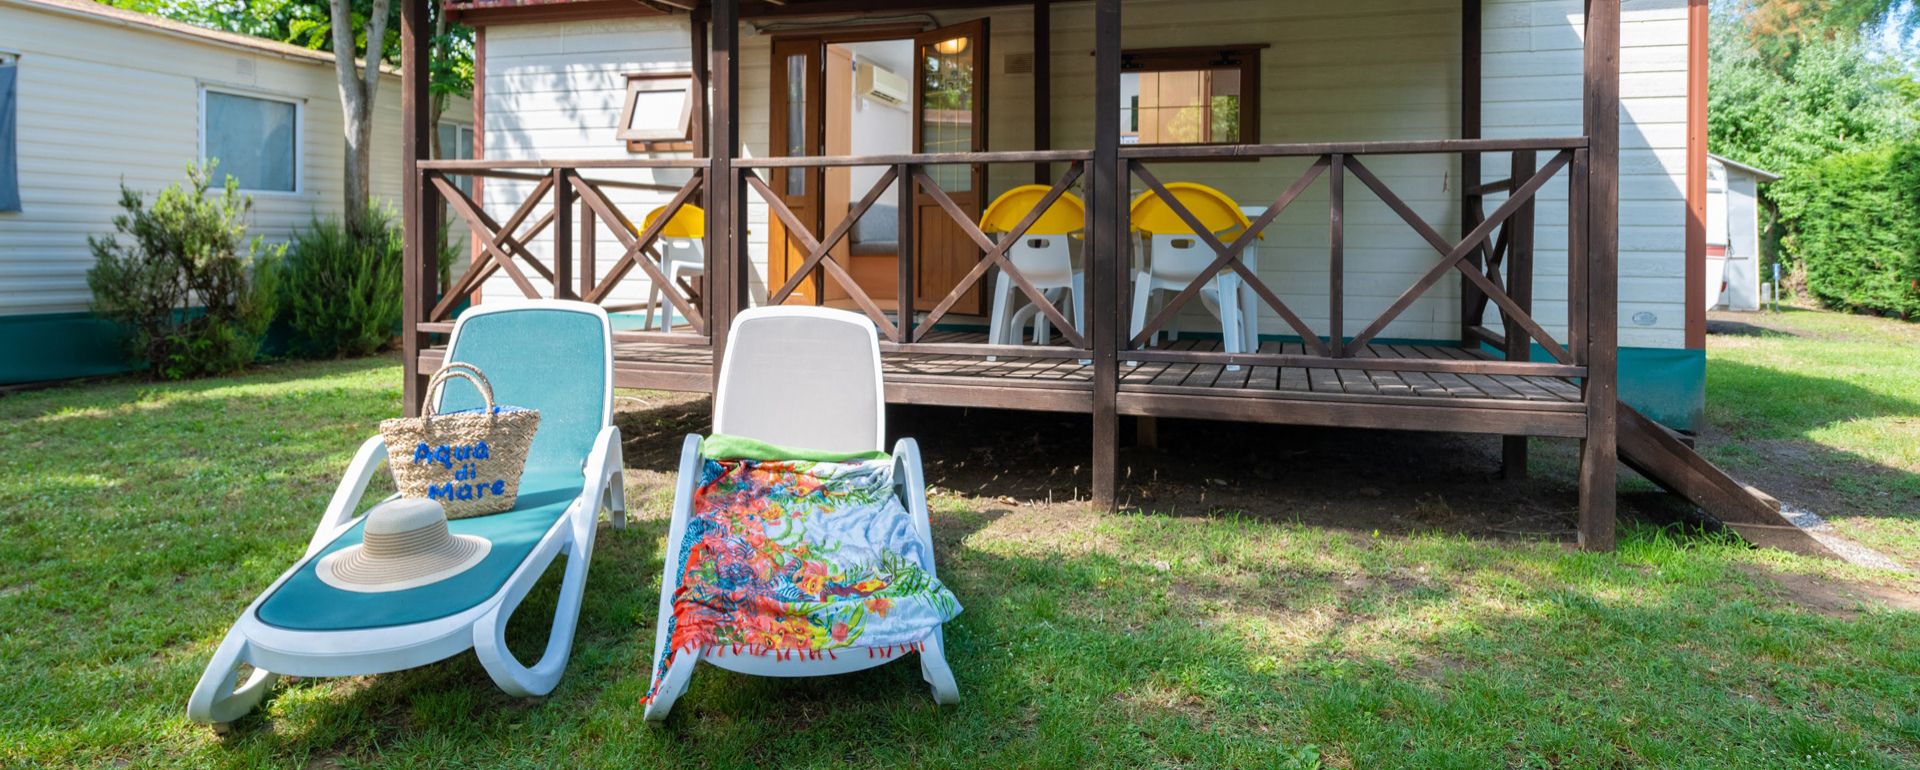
<box><xmin>187</xmin><ymin>630</ymin><xmax>279</xmax><ymax>729</ymax></box>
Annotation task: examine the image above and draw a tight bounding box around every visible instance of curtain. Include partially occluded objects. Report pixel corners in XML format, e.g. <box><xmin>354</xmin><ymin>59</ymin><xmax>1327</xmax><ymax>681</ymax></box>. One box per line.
<box><xmin>205</xmin><ymin>91</ymin><xmax>296</xmax><ymax>193</ymax></box>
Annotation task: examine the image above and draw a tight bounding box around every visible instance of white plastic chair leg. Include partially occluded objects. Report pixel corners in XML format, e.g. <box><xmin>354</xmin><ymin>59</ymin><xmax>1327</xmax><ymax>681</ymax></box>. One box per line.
<box><xmin>608</xmin><ymin>469</ymin><xmax>628</xmax><ymax>530</ymax></box>
<box><xmin>1217</xmin><ymin>274</ymin><xmax>1243</xmax><ymax>371</ymax></box>
<box><xmin>473</xmin><ymin>524</ymin><xmax>590</xmax><ymax>697</ymax></box>
<box><xmin>187</xmin><ymin>629</ymin><xmax>279</xmax><ymax>728</ymax></box>
<box><xmin>642</xmin><ymin>648</ymin><xmax>701</xmax><ymax>722</ymax></box>
<box><xmin>920</xmin><ymin>627</ymin><xmax>961</xmax><ymax>705</ymax></box>
<box><xmin>986</xmin><ymin>272</ymin><xmax>1015</xmax><ymax>361</ymax></box>
<box><xmin>1126</xmin><ymin>278</ymin><xmax>1155</xmax><ymax>367</ymax></box>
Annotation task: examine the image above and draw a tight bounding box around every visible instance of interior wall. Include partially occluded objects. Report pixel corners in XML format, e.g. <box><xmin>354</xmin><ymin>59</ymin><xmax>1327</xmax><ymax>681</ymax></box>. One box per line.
<box><xmin>838</xmin><ymin>39</ymin><xmax>913</xmax><ymax>200</ymax></box>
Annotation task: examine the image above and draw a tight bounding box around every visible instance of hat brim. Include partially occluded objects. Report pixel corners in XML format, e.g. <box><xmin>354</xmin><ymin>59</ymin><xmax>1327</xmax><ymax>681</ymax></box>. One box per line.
<box><xmin>316</xmin><ymin>534</ymin><xmax>493</xmax><ymax>594</ymax></box>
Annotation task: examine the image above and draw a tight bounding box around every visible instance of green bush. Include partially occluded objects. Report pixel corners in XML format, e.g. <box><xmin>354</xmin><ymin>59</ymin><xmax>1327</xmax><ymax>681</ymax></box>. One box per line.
<box><xmin>86</xmin><ymin>163</ymin><xmax>282</xmax><ymax>380</ymax></box>
<box><xmin>1773</xmin><ymin>143</ymin><xmax>1920</xmax><ymax>317</ymax></box>
<box><xmin>279</xmin><ymin>207</ymin><xmax>404</xmax><ymax>358</ymax></box>
<box><xmin>278</xmin><ymin>206</ymin><xmax>460</xmax><ymax>358</ymax></box>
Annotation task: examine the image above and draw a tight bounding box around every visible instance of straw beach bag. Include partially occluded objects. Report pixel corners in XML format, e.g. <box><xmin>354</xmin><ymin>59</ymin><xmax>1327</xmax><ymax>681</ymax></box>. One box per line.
<box><xmin>379</xmin><ymin>363</ymin><xmax>541</xmax><ymax>518</ymax></box>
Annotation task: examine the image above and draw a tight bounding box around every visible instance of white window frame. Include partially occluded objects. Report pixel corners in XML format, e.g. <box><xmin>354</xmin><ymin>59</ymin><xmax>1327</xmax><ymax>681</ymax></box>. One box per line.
<box><xmin>198</xmin><ymin>84</ymin><xmax>305</xmax><ymax>197</ymax></box>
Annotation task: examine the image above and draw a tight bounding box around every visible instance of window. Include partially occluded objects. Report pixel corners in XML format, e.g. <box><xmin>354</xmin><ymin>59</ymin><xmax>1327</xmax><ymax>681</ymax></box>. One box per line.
<box><xmin>0</xmin><ymin>52</ymin><xmax>18</xmax><ymax>213</ymax></box>
<box><xmin>1119</xmin><ymin>45</ymin><xmax>1264</xmax><ymax>147</ymax></box>
<box><xmin>618</xmin><ymin>73</ymin><xmax>694</xmax><ymax>152</ymax></box>
<box><xmin>438</xmin><ymin>122</ymin><xmax>474</xmax><ymax>196</ymax></box>
<box><xmin>201</xmin><ymin>88</ymin><xmax>299</xmax><ymax>193</ymax></box>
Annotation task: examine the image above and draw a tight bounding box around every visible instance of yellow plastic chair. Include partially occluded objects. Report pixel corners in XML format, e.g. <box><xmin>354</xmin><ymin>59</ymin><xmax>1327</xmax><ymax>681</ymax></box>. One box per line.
<box><xmin>1127</xmin><ymin>184</ymin><xmax>1261</xmax><ymax>363</ymax></box>
<box><xmin>637</xmin><ymin>204</ymin><xmax>706</xmax><ymax>332</ymax></box>
<box><xmin>978</xmin><ymin>187</ymin><xmax>1087</xmax><ymax>354</ymax></box>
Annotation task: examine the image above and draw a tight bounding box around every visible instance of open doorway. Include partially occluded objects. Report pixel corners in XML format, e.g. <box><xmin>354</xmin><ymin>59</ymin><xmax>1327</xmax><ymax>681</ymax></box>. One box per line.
<box><xmin>766</xmin><ymin>21</ymin><xmax>989</xmax><ymax>316</ymax></box>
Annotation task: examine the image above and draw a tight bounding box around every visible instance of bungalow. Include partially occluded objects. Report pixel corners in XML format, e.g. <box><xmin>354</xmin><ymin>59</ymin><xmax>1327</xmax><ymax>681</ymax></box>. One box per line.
<box><xmin>0</xmin><ymin>0</ymin><xmax>472</xmax><ymax>384</ymax></box>
<box><xmin>391</xmin><ymin>0</ymin><xmax>1819</xmax><ymax>553</ymax></box>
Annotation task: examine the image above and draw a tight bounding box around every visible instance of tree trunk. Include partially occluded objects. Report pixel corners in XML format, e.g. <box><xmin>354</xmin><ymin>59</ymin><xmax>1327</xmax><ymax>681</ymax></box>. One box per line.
<box><xmin>331</xmin><ymin>0</ymin><xmax>392</xmax><ymax>235</ymax></box>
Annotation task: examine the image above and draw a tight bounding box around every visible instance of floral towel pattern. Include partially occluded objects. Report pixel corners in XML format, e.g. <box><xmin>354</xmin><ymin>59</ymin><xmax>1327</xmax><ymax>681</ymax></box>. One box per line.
<box><xmin>644</xmin><ymin>453</ymin><xmax>961</xmax><ymax>703</ymax></box>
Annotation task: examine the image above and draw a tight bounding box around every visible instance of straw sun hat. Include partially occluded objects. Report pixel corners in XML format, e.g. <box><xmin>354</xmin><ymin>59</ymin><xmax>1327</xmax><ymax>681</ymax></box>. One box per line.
<box><xmin>317</xmin><ymin>499</ymin><xmax>492</xmax><ymax>593</ymax></box>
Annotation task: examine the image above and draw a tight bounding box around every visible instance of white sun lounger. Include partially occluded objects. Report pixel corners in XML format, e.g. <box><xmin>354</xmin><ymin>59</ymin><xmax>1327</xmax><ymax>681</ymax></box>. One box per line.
<box><xmin>641</xmin><ymin>305</ymin><xmax>960</xmax><ymax>721</ymax></box>
<box><xmin>187</xmin><ymin>300</ymin><xmax>625</xmax><ymax>730</ymax></box>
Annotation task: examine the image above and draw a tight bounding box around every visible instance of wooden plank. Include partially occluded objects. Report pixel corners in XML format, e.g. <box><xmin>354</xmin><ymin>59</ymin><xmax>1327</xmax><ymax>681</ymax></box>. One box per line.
<box><xmin>1328</xmin><ymin>154</ymin><xmax>1345</xmax><ymax>353</ymax></box>
<box><xmin>1581</xmin><ymin>0</ymin><xmax>1621</xmax><ymax>551</ymax></box>
<box><xmin>1617</xmin><ymin>404</ymin><xmax>1837</xmax><ymax>558</ymax></box>
<box><xmin>1117</xmin><ymin>348</ymin><xmax>1584</xmax><ymax>378</ymax></box>
<box><xmin>553</xmin><ymin>168</ymin><xmax>574</xmax><ymax>300</ymax></box>
<box><xmin>400</xmin><ymin>0</ymin><xmax>436</xmax><ymax>417</ymax></box>
<box><xmin>1090</xmin><ymin>0</ymin><xmax>1122</xmax><ymax>509</ymax></box>
<box><xmin>709</xmin><ymin>0</ymin><xmax>740</xmax><ymax>387</ymax></box>
<box><xmin>422</xmin><ymin>158</ymin><xmax>714</xmax><ymax>169</ymax></box>
<box><xmin>1115</xmin><ymin>391</ymin><xmax>1587</xmax><ymax>437</ymax></box>
<box><xmin>736</xmin><ymin>149</ymin><xmax>1094</xmax><ymax>168</ymax></box>
<box><xmin>896</xmin><ymin>163</ymin><xmax>916</xmax><ymax>341</ymax></box>
<box><xmin>1115</xmin><ymin>379</ymin><xmax>1585</xmax><ymax>414</ymax></box>
<box><xmin>1355</xmin><ymin>346</ymin><xmax>1415</xmax><ymax>397</ymax></box>
<box><xmin>1277</xmin><ymin>341</ymin><xmax>1310</xmax><ymax>393</ymax></box>
<box><xmin>1118</xmin><ymin>137</ymin><xmax>1586</xmax><ymax>161</ymax></box>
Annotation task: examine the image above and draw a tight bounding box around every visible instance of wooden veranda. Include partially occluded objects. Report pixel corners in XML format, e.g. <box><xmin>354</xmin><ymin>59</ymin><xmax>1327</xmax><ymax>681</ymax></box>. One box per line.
<box><xmin>396</xmin><ymin>0</ymin><xmax>1637</xmax><ymax>548</ymax></box>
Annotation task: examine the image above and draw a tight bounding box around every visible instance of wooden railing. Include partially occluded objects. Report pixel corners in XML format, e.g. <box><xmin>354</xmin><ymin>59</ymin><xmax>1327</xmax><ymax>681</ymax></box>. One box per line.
<box><xmin>1118</xmin><ymin>138</ymin><xmax>1589</xmax><ymax>379</ymax></box>
<box><xmin>417</xmin><ymin>158</ymin><xmax>712</xmax><ymax>344</ymax></box>
<box><xmin>408</xmin><ymin>137</ymin><xmax>1595</xmax><ymax>385</ymax></box>
<box><xmin>736</xmin><ymin>149</ymin><xmax>1095</xmax><ymax>359</ymax></box>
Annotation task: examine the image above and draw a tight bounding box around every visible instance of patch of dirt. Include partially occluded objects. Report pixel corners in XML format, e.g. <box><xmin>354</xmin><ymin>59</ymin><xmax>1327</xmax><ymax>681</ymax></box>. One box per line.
<box><xmin>1705</xmin><ymin>317</ymin><xmax>1801</xmax><ymax>339</ymax></box>
<box><xmin>1738</xmin><ymin>565</ymin><xmax>1920</xmax><ymax>619</ymax></box>
<box><xmin>610</xmin><ymin>392</ymin><xmax>1726</xmax><ymax>546</ymax></box>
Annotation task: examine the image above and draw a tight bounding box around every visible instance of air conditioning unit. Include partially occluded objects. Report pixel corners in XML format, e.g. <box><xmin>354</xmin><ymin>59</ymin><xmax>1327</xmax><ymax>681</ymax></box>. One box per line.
<box><xmin>856</xmin><ymin>62</ymin><xmax>909</xmax><ymax>108</ymax></box>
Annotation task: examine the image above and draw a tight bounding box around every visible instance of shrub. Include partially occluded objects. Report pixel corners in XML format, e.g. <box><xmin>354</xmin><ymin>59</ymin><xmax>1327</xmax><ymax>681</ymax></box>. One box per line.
<box><xmin>278</xmin><ymin>205</ymin><xmax>461</xmax><ymax>358</ymax></box>
<box><xmin>86</xmin><ymin>163</ymin><xmax>282</xmax><ymax>379</ymax></box>
<box><xmin>280</xmin><ymin>207</ymin><xmax>404</xmax><ymax>358</ymax></box>
<box><xmin>1773</xmin><ymin>143</ymin><xmax>1920</xmax><ymax>317</ymax></box>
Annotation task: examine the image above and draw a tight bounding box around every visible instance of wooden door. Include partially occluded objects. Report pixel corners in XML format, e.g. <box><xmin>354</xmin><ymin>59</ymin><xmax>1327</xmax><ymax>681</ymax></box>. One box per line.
<box><xmin>769</xmin><ymin>38</ymin><xmax>824</xmax><ymax>305</ymax></box>
<box><xmin>912</xmin><ymin>19</ymin><xmax>990</xmax><ymax>314</ymax></box>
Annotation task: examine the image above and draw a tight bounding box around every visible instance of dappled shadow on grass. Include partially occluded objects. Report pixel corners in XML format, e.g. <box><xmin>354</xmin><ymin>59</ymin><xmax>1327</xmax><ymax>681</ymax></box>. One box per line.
<box><xmin>1698</xmin><ymin>349</ymin><xmax>1920</xmax><ymax>534</ymax></box>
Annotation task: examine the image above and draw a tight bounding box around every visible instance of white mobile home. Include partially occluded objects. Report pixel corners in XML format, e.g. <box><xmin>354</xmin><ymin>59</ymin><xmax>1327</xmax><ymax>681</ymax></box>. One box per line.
<box><xmin>0</xmin><ymin>0</ymin><xmax>470</xmax><ymax>383</ymax></box>
<box><xmin>1705</xmin><ymin>153</ymin><xmax>1780</xmax><ymax>313</ymax></box>
<box><xmin>442</xmin><ymin>0</ymin><xmax>1716</xmax><ymax>432</ymax></box>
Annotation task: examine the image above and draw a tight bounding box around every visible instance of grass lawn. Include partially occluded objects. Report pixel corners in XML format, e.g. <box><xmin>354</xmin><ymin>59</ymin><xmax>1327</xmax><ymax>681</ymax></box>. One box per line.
<box><xmin>3</xmin><ymin>308</ymin><xmax>1919</xmax><ymax>769</ymax></box>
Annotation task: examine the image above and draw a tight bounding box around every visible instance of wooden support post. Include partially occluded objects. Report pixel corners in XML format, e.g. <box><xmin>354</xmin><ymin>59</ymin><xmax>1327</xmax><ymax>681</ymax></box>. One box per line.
<box><xmin>1033</xmin><ymin>0</ymin><xmax>1051</xmax><ymax>185</ymax></box>
<box><xmin>691</xmin><ymin>7</ymin><xmax>711</xmax><ymax>319</ymax></box>
<box><xmin>400</xmin><ymin>0</ymin><xmax>438</xmax><ymax>416</ymax></box>
<box><xmin>896</xmin><ymin>163</ymin><xmax>915</xmax><ymax>339</ymax></box>
<box><xmin>1460</xmin><ymin>0</ymin><xmax>1484</xmax><ymax>346</ymax></box>
<box><xmin>1579</xmin><ymin>0</ymin><xmax>1620</xmax><ymax>550</ymax></box>
<box><xmin>1502</xmin><ymin>149</ymin><xmax>1535</xmax><ymax>479</ymax></box>
<box><xmin>710</xmin><ymin>0</ymin><xmax>740</xmax><ymax>387</ymax></box>
<box><xmin>1329</xmin><ymin>153</ymin><xmax>1344</xmax><ymax>354</ymax></box>
<box><xmin>554</xmin><ymin>168</ymin><xmax>575</xmax><ymax>300</ymax></box>
<box><xmin>580</xmin><ymin>193</ymin><xmax>596</xmax><ymax>299</ymax></box>
<box><xmin>1089</xmin><ymin>0</ymin><xmax>1122</xmax><ymax>509</ymax></box>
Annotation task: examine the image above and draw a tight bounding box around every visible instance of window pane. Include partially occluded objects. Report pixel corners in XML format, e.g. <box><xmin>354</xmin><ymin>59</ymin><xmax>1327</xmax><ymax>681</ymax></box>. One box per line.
<box><xmin>1119</xmin><ymin>65</ymin><xmax>1244</xmax><ymax>146</ymax></box>
<box><xmin>205</xmin><ymin>92</ymin><xmax>296</xmax><ymax>192</ymax></box>
<box><xmin>919</xmin><ymin>36</ymin><xmax>975</xmax><ymax>192</ymax></box>
<box><xmin>785</xmin><ymin>54</ymin><xmax>808</xmax><ymax>195</ymax></box>
<box><xmin>626</xmin><ymin>89</ymin><xmax>686</xmax><ymax>132</ymax></box>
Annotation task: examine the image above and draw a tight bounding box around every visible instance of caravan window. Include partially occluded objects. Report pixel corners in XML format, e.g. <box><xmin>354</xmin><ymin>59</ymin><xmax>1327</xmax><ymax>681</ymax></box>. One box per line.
<box><xmin>438</xmin><ymin>122</ymin><xmax>474</xmax><ymax>195</ymax></box>
<box><xmin>202</xmin><ymin>89</ymin><xmax>300</xmax><ymax>194</ymax></box>
<box><xmin>1119</xmin><ymin>45</ymin><xmax>1264</xmax><ymax>147</ymax></box>
<box><xmin>1</xmin><ymin>52</ymin><xmax>18</xmax><ymax>213</ymax></box>
<box><xmin>618</xmin><ymin>73</ymin><xmax>694</xmax><ymax>151</ymax></box>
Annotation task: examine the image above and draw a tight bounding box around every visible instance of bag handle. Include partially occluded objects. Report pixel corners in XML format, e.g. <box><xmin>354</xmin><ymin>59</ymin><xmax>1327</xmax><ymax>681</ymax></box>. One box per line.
<box><xmin>421</xmin><ymin>362</ymin><xmax>497</xmax><ymax>425</ymax></box>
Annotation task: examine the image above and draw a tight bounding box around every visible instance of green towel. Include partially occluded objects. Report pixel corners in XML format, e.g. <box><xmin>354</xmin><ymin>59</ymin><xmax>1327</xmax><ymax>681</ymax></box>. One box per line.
<box><xmin>699</xmin><ymin>434</ymin><xmax>891</xmax><ymax>463</ymax></box>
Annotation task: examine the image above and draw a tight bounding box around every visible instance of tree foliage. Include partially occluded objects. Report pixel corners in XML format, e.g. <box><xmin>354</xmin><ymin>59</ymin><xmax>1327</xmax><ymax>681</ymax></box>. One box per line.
<box><xmin>1774</xmin><ymin>144</ymin><xmax>1920</xmax><ymax>316</ymax></box>
<box><xmin>1735</xmin><ymin>0</ymin><xmax>1917</xmax><ymax>67</ymax></box>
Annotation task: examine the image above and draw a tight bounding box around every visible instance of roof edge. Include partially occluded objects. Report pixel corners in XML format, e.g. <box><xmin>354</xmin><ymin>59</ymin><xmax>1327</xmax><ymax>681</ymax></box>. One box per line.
<box><xmin>0</xmin><ymin>0</ymin><xmax>400</xmax><ymax>76</ymax></box>
<box><xmin>1709</xmin><ymin>153</ymin><xmax>1783</xmax><ymax>183</ymax></box>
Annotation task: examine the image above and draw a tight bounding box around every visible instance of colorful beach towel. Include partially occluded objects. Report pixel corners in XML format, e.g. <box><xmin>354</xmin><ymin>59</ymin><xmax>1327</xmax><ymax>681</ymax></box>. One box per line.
<box><xmin>644</xmin><ymin>435</ymin><xmax>962</xmax><ymax>703</ymax></box>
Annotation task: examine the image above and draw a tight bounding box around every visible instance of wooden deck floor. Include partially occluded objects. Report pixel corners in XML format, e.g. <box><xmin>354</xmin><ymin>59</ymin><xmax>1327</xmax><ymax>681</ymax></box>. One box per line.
<box><xmin>420</xmin><ymin>331</ymin><xmax>1590</xmax><ymax>437</ymax></box>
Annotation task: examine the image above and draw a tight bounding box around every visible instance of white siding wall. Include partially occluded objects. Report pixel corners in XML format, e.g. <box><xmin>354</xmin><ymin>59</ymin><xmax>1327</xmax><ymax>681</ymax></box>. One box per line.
<box><xmin>0</xmin><ymin>1</ymin><xmax>470</xmax><ymax>317</ymax></box>
<box><xmin>1484</xmin><ymin>0</ymin><xmax>1688</xmax><ymax>349</ymax></box>
<box><xmin>479</xmin><ymin>0</ymin><xmax>1689</xmax><ymax>347</ymax></box>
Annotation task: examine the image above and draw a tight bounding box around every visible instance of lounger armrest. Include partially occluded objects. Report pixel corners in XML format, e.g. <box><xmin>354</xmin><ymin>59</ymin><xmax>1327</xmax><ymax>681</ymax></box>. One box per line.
<box><xmin>651</xmin><ymin>434</ymin><xmax>705</xmax><ymax>670</ymax></box>
<box><xmin>306</xmin><ymin>435</ymin><xmax>389</xmax><ymax>558</ymax></box>
<box><xmin>891</xmin><ymin>438</ymin><xmax>937</xmax><ymax>579</ymax></box>
<box><xmin>577</xmin><ymin>425</ymin><xmax>626</xmax><ymax>540</ymax></box>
